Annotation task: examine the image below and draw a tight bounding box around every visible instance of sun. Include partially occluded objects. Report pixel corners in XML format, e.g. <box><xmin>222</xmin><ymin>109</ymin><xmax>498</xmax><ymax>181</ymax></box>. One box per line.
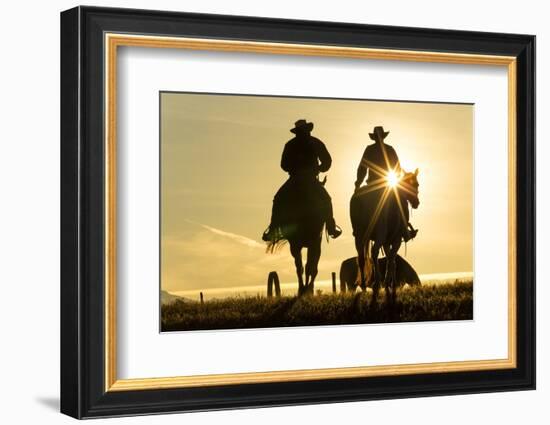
<box><xmin>386</xmin><ymin>170</ymin><xmax>400</xmax><ymax>188</ymax></box>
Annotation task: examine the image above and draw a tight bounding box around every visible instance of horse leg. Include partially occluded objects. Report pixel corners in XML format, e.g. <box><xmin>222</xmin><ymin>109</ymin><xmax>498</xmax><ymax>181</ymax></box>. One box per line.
<box><xmin>305</xmin><ymin>240</ymin><xmax>321</xmax><ymax>295</ymax></box>
<box><xmin>304</xmin><ymin>247</ymin><xmax>310</xmax><ymax>291</ymax></box>
<box><xmin>382</xmin><ymin>243</ymin><xmax>392</xmax><ymax>299</ymax></box>
<box><xmin>388</xmin><ymin>242</ymin><xmax>401</xmax><ymax>301</ymax></box>
<box><xmin>290</xmin><ymin>244</ymin><xmax>304</xmax><ymax>296</ymax></box>
<box><xmin>356</xmin><ymin>239</ymin><xmax>367</xmax><ymax>292</ymax></box>
<box><xmin>371</xmin><ymin>242</ymin><xmax>382</xmax><ymax>302</ymax></box>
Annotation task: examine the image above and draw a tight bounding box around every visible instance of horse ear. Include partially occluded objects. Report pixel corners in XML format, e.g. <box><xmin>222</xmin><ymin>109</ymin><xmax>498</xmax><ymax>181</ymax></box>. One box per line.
<box><xmin>414</xmin><ymin>168</ymin><xmax>419</xmax><ymax>176</ymax></box>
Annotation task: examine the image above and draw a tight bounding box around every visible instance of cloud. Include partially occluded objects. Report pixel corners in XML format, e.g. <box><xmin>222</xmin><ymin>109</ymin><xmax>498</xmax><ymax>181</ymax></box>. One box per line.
<box><xmin>162</xmin><ymin>220</ymin><xmax>295</xmax><ymax>292</ymax></box>
<box><xmin>195</xmin><ymin>221</ymin><xmax>264</xmax><ymax>249</ymax></box>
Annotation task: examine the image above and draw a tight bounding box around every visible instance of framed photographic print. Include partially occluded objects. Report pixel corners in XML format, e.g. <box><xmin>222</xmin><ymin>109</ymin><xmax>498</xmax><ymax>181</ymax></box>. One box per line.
<box><xmin>60</xmin><ymin>6</ymin><xmax>535</xmax><ymax>419</ymax></box>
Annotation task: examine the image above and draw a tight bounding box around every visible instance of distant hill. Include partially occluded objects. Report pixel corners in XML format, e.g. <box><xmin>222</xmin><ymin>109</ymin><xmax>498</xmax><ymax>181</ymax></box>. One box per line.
<box><xmin>161</xmin><ymin>290</ymin><xmax>192</xmax><ymax>305</ymax></box>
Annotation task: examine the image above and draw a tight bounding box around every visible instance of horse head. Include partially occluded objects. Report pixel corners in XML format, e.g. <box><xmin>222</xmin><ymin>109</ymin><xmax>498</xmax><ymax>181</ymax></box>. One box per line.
<box><xmin>400</xmin><ymin>168</ymin><xmax>420</xmax><ymax>209</ymax></box>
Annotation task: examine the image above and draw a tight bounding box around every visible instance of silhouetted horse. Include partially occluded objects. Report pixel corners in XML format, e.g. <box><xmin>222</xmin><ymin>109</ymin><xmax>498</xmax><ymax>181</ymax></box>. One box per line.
<box><xmin>350</xmin><ymin>169</ymin><xmax>420</xmax><ymax>301</ymax></box>
<box><xmin>267</xmin><ymin>177</ymin><xmax>327</xmax><ymax>296</ymax></box>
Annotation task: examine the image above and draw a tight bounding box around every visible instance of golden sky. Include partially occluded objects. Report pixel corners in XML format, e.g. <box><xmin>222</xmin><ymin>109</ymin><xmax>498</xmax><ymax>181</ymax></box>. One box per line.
<box><xmin>161</xmin><ymin>92</ymin><xmax>473</xmax><ymax>293</ymax></box>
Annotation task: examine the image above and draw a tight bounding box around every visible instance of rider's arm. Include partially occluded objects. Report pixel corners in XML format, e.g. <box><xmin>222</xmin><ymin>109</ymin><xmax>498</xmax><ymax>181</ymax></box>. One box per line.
<box><xmin>280</xmin><ymin>143</ymin><xmax>291</xmax><ymax>173</ymax></box>
<box><xmin>391</xmin><ymin>146</ymin><xmax>402</xmax><ymax>173</ymax></box>
<box><xmin>316</xmin><ymin>139</ymin><xmax>332</xmax><ymax>172</ymax></box>
<box><xmin>355</xmin><ymin>148</ymin><xmax>368</xmax><ymax>188</ymax></box>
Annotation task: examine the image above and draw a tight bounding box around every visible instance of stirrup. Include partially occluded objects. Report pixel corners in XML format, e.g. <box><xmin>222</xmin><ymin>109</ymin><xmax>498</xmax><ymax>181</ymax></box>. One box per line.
<box><xmin>404</xmin><ymin>228</ymin><xmax>418</xmax><ymax>242</ymax></box>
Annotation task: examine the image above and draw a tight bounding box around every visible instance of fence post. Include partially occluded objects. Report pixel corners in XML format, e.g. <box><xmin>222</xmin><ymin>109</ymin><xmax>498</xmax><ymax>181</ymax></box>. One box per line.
<box><xmin>332</xmin><ymin>272</ymin><xmax>337</xmax><ymax>293</ymax></box>
<box><xmin>274</xmin><ymin>272</ymin><xmax>281</xmax><ymax>297</ymax></box>
<box><xmin>200</xmin><ymin>292</ymin><xmax>204</xmax><ymax>304</ymax></box>
<box><xmin>267</xmin><ymin>271</ymin><xmax>280</xmax><ymax>298</ymax></box>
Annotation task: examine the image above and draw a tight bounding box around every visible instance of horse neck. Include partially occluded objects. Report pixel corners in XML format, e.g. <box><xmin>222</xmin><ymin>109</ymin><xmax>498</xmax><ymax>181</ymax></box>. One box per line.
<box><xmin>396</xmin><ymin>186</ymin><xmax>411</xmax><ymax>221</ymax></box>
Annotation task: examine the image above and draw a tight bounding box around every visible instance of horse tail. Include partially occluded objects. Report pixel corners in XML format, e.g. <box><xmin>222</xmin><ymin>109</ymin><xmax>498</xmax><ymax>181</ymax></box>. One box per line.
<box><xmin>266</xmin><ymin>239</ymin><xmax>287</xmax><ymax>254</ymax></box>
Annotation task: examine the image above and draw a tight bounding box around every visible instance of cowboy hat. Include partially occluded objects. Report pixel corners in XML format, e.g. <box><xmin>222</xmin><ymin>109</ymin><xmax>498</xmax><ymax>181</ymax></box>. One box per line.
<box><xmin>369</xmin><ymin>126</ymin><xmax>389</xmax><ymax>141</ymax></box>
<box><xmin>290</xmin><ymin>119</ymin><xmax>314</xmax><ymax>134</ymax></box>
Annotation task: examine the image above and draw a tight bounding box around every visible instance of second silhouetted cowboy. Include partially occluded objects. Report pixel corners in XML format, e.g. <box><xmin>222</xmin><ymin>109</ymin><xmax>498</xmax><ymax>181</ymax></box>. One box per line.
<box><xmin>355</xmin><ymin>125</ymin><xmax>417</xmax><ymax>242</ymax></box>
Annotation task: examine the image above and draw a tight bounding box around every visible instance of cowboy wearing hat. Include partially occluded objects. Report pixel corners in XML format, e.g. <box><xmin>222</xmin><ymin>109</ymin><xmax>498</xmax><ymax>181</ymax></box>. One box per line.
<box><xmin>354</xmin><ymin>125</ymin><xmax>417</xmax><ymax>242</ymax></box>
<box><xmin>262</xmin><ymin>119</ymin><xmax>342</xmax><ymax>241</ymax></box>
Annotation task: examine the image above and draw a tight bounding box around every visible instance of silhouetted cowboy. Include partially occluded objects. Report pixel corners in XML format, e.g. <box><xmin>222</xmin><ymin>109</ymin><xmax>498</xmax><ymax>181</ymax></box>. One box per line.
<box><xmin>354</xmin><ymin>126</ymin><xmax>417</xmax><ymax>242</ymax></box>
<box><xmin>263</xmin><ymin>119</ymin><xmax>342</xmax><ymax>242</ymax></box>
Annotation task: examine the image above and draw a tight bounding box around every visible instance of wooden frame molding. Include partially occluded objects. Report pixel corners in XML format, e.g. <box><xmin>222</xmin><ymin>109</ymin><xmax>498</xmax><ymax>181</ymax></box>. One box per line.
<box><xmin>103</xmin><ymin>33</ymin><xmax>518</xmax><ymax>392</ymax></box>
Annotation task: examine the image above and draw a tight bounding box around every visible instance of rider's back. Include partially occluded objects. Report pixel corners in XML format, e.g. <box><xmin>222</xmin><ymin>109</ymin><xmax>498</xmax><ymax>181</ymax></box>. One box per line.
<box><xmin>362</xmin><ymin>142</ymin><xmax>399</xmax><ymax>184</ymax></box>
<box><xmin>281</xmin><ymin>135</ymin><xmax>331</xmax><ymax>177</ymax></box>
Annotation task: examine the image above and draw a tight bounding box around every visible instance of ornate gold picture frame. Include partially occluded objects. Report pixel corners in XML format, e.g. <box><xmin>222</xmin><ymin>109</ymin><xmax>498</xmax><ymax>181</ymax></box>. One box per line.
<box><xmin>61</xmin><ymin>6</ymin><xmax>535</xmax><ymax>419</ymax></box>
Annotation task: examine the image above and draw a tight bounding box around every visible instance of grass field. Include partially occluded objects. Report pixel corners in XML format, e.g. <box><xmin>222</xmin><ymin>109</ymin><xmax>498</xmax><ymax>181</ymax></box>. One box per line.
<box><xmin>161</xmin><ymin>281</ymin><xmax>473</xmax><ymax>332</ymax></box>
